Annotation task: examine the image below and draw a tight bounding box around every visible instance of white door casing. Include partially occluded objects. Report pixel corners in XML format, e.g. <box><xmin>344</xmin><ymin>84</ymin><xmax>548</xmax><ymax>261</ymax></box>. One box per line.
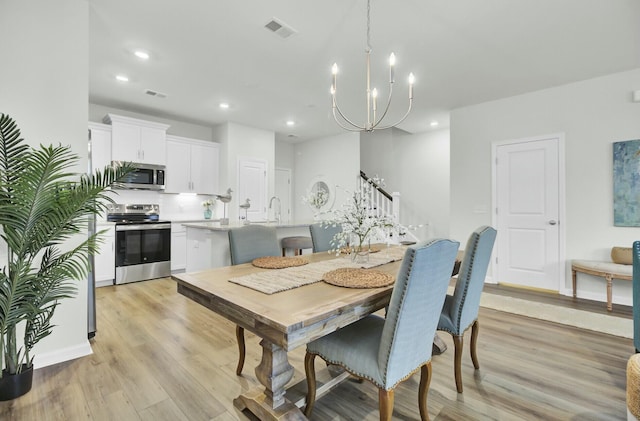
<box><xmin>237</xmin><ymin>157</ymin><xmax>268</xmax><ymax>222</ymax></box>
<box><xmin>492</xmin><ymin>134</ymin><xmax>565</xmax><ymax>292</ymax></box>
<box><xmin>275</xmin><ymin>168</ymin><xmax>292</xmax><ymax>223</ymax></box>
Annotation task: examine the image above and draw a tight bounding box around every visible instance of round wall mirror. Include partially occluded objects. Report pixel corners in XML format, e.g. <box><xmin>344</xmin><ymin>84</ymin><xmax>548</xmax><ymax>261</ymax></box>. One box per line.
<box><xmin>306</xmin><ymin>176</ymin><xmax>335</xmax><ymax>212</ymax></box>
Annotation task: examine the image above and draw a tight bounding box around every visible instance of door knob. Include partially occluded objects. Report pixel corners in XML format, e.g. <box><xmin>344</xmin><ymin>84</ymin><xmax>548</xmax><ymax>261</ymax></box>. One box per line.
<box><xmin>548</xmin><ymin>220</ymin><xmax>557</xmax><ymax>225</ymax></box>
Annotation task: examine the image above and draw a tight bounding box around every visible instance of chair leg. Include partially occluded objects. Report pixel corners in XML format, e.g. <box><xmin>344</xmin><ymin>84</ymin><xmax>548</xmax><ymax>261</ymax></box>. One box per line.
<box><xmin>453</xmin><ymin>334</ymin><xmax>464</xmax><ymax>393</ymax></box>
<box><xmin>235</xmin><ymin>325</ymin><xmax>245</xmax><ymax>376</ymax></box>
<box><xmin>418</xmin><ymin>362</ymin><xmax>432</xmax><ymax>421</ymax></box>
<box><xmin>304</xmin><ymin>353</ymin><xmax>317</xmax><ymax>417</ymax></box>
<box><xmin>470</xmin><ymin>320</ymin><xmax>480</xmax><ymax>369</ymax></box>
<box><xmin>378</xmin><ymin>388</ymin><xmax>394</xmax><ymax>421</ymax></box>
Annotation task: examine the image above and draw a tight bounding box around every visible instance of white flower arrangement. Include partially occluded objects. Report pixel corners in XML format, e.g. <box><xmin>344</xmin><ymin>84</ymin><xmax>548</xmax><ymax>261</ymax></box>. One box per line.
<box><xmin>302</xmin><ymin>188</ymin><xmax>329</xmax><ymax>210</ymax></box>
<box><xmin>202</xmin><ymin>199</ymin><xmax>215</xmax><ymax>210</ymax></box>
<box><xmin>320</xmin><ymin>177</ymin><xmax>402</xmax><ymax>256</ymax></box>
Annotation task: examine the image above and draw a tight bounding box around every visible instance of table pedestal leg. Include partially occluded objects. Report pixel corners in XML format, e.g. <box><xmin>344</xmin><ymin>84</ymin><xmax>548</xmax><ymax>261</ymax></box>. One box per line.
<box><xmin>234</xmin><ymin>339</ymin><xmax>306</xmax><ymax>420</ymax></box>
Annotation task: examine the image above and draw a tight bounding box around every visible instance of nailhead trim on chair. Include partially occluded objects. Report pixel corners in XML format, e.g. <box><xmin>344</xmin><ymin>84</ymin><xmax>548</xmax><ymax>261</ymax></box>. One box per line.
<box><xmin>308</xmin><ymin>351</ymin><xmax>430</xmax><ymax>391</ymax></box>
<box><xmin>441</xmin><ymin>226</ymin><xmax>491</xmax><ymax>335</ymax></box>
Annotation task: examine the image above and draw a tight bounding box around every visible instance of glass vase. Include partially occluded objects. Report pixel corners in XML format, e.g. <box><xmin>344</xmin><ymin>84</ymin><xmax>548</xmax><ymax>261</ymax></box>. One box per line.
<box><xmin>204</xmin><ymin>208</ymin><xmax>212</xmax><ymax>219</ymax></box>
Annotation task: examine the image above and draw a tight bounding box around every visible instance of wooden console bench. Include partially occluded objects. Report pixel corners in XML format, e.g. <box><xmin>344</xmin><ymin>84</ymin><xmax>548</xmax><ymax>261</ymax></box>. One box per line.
<box><xmin>571</xmin><ymin>260</ymin><xmax>632</xmax><ymax>311</ymax></box>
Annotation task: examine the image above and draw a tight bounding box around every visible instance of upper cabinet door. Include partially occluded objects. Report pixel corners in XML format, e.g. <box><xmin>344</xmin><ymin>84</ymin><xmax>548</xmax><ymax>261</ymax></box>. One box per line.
<box><xmin>165</xmin><ymin>135</ymin><xmax>219</xmax><ymax>194</ymax></box>
<box><xmin>88</xmin><ymin>122</ymin><xmax>112</xmax><ymax>174</ymax></box>
<box><xmin>104</xmin><ymin>114</ymin><xmax>169</xmax><ymax>165</ymax></box>
<box><xmin>190</xmin><ymin>142</ymin><xmax>218</xmax><ymax>195</ymax></box>
<box><xmin>165</xmin><ymin>139</ymin><xmax>191</xmax><ymax>193</ymax></box>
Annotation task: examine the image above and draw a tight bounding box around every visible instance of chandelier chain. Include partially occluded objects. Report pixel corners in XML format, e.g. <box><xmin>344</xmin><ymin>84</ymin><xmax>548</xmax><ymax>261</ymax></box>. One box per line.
<box><xmin>366</xmin><ymin>0</ymin><xmax>371</xmax><ymax>51</ymax></box>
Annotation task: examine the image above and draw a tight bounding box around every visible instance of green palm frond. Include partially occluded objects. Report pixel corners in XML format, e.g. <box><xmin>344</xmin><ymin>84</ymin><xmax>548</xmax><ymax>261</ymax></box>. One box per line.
<box><xmin>0</xmin><ymin>113</ymin><xmax>133</xmax><ymax>375</ymax></box>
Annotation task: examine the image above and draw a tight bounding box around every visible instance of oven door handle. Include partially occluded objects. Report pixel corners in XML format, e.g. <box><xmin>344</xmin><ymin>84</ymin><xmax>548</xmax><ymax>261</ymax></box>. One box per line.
<box><xmin>116</xmin><ymin>223</ymin><xmax>172</xmax><ymax>231</ymax></box>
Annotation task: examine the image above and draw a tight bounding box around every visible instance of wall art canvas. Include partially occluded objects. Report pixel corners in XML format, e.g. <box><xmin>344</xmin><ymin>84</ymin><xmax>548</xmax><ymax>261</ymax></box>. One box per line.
<box><xmin>613</xmin><ymin>139</ymin><xmax>640</xmax><ymax>226</ymax></box>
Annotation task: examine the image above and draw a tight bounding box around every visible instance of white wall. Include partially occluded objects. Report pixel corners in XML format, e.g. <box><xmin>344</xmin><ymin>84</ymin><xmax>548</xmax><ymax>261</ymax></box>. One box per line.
<box><xmin>275</xmin><ymin>140</ymin><xmax>295</xmax><ymax>170</ymax></box>
<box><xmin>294</xmin><ymin>133</ymin><xmax>360</xmax><ymax>221</ymax></box>
<box><xmin>451</xmin><ymin>68</ymin><xmax>640</xmax><ymax>304</ymax></box>
<box><xmin>394</xmin><ymin>129</ymin><xmax>450</xmax><ymax>239</ymax></box>
<box><xmin>0</xmin><ymin>0</ymin><xmax>91</xmax><ymax>367</ymax></box>
<box><xmin>215</xmin><ymin>122</ymin><xmax>275</xmax><ymax>222</ymax></box>
<box><xmin>360</xmin><ymin>129</ymin><xmax>394</xmax><ymax>188</ymax></box>
<box><xmin>359</xmin><ymin>128</ymin><xmax>450</xmax><ymax>240</ymax></box>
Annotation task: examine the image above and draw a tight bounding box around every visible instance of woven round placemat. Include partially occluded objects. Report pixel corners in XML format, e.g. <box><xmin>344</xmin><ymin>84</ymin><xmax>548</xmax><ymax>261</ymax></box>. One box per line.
<box><xmin>323</xmin><ymin>268</ymin><xmax>394</xmax><ymax>288</ymax></box>
<box><xmin>252</xmin><ymin>256</ymin><xmax>308</xmax><ymax>269</ymax></box>
<box><xmin>628</xmin><ymin>354</ymin><xmax>640</xmax><ymax>418</ymax></box>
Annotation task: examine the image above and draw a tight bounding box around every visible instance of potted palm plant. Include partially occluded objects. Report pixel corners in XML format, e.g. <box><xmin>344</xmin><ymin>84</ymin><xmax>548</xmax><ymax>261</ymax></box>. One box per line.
<box><xmin>0</xmin><ymin>114</ymin><xmax>130</xmax><ymax>400</ymax></box>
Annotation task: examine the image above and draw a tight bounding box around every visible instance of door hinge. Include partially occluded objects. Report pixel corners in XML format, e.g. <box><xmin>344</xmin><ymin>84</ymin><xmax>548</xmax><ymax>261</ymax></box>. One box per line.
<box><xmin>496</xmin><ymin>257</ymin><xmax>498</xmax><ymax>264</ymax></box>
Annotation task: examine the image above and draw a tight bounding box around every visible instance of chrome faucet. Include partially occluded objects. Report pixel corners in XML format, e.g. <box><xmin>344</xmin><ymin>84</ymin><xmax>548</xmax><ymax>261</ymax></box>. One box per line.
<box><xmin>269</xmin><ymin>196</ymin><xmax>281</xmax><ymax>224</ymax></box>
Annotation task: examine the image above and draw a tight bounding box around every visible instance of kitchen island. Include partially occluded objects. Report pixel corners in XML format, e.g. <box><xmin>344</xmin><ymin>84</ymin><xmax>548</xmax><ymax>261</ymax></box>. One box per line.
<box><xmin>182</xmin><ymin>221</ymin><xmax>314</xmax><ymax>272</ymax></box>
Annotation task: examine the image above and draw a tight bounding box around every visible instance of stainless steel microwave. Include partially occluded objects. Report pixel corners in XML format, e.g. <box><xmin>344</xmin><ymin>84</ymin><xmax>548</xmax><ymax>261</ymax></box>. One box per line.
<box><xmin>112</xmin><ymin>162</ymin><xmax>165</xmax><ymax>190</ymax></box>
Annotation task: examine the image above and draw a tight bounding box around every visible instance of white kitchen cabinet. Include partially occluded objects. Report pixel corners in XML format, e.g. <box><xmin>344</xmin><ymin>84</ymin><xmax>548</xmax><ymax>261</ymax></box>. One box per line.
<box><xmin>171</xmin><ymin>222</ymin><xmax>186</xmax><ymax>271</ymax></box>
<box><xmin>88</xmin><ymin>122</ymin><xmax>112</xmax><ymax>173</ymax></box>
<box><xmin>186</xmin><ymin>227</ymin><xmax>214</xmax><ymax>272</ymax></box>
<box><xmin>165</xmin><ymin>135</ymin><xmax>219</xmax><ymax>194</ymax></box>
<box><xmin>94</xmin><ymin>224</ymin><xmax>115</xmax><ymax>287</ymax></box>
<box><xmin>104</xmin><ymin>114</ymin><xmax>170</xmax><ymax>165</ymax></box>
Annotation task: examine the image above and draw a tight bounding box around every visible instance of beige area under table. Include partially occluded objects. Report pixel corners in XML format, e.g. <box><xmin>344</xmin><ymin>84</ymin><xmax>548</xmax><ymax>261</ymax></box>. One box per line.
<box><xmin>571</xmin><ymin>260</ymin><xmax>632</xmax><ymax>311</ymax></box>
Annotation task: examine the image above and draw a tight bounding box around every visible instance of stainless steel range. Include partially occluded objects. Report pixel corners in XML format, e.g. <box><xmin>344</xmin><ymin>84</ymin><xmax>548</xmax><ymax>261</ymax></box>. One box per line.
<box><xmin>107</xmin><ymin>204</ymin><xmax>171</xmax><ymax>284</ymax></box>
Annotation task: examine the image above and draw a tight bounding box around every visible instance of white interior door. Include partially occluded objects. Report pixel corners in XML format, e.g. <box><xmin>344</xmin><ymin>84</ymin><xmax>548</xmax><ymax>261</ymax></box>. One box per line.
<box><xmin>494</xmin><ymin>136</ymin><xmax>562</xmax><ymax>291</ymax></box>
<box><xmin>275</xmin><ymin>168</ymin><xmax>292</xmax><ymax>223</ymax></box>
<box><xmin>237</xmin><ymin>157</ymin><xmax>267</xmax><ymax>222</ymax></box>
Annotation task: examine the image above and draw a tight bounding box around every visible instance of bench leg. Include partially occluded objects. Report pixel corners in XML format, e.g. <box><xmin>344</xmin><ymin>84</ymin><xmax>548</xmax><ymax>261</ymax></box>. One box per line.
<box><xmin>572</xmin><ymin>269</ymin><xmax>577</xmax><ymax>298</ymax></box>
<box><xmin>606</xmin><ymin>274</ymin><xmax>613</xmax><ymax>311</ymax></box>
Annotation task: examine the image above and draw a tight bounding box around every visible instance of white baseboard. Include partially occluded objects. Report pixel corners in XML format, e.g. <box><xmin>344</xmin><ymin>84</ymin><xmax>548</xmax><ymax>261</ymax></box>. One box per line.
<box><xmin>96</xmin><ymin>279</ymin><xmax>114</xmax><ymax>288</ymax></box>
<box><xmin>33</xmin><ymin>340</ymin><xmax>93</xmax><ymax>370</ymax></box>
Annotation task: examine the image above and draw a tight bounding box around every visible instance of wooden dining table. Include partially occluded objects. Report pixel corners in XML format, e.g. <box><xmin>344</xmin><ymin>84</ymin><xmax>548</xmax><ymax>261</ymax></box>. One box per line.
<box><xmin>172</xmin><ymin>250</ymin><xmax>404</xmax><ymax>420</ymax></box>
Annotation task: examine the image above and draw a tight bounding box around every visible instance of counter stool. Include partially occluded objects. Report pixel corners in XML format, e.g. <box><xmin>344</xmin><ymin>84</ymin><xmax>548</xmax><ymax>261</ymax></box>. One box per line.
<box><xmin>281</xmin><ymin>236</ymin><xmax>313</xmax><ymax>256</ymax></box>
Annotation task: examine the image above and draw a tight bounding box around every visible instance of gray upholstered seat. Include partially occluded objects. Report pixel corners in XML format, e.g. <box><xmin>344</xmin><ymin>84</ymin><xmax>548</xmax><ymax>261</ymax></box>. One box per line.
<box><xmin>228</xmin><ymin>225</ymin><xmax>280</xmax><ymax>265</ymax></box>
<box><xmin>227</xmin><ymin>225</ymin><xmax>280</xmax><ymax>375</ymax></box>
<box><xmin>304</xmin><ymin>238</ymin><xmax>460</xmax><ymax>421</ymax></box>
<box><xmin>309</xmin><ymin>222</ymin><xmax>342</xmax><ymax>253</ymax></box>
<box><xmin>437</xmin><ymin>225</ymin><xmax>497</xmax><ymax>393</ymax></box>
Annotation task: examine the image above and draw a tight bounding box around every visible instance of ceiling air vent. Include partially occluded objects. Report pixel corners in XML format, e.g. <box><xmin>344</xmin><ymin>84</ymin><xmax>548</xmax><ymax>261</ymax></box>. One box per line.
<box><xmin>145</xmin><ymin>89</ymin><xmax>167</xmax><ymax>99</ymax></box>
<box><xmin>264</xmin><ymin>18</ymin><xmax>297</xmax><ymax>39</ymax></box>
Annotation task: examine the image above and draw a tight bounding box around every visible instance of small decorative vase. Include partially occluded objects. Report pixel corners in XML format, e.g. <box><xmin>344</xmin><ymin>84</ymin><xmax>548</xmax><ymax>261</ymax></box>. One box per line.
<box><xmin>204</xmin><ymin>209</ymin><xmax>212</xmax><ymax>219</ymax></box>
<box><xmin>352</xmin><ymin>249</ymin><xmax>369</xmax><ymax>264</ymax></box>
<box><xmin>351</xmin><ymin>240</ymin><xmax>369</xmax><ymax>264</ymax></box>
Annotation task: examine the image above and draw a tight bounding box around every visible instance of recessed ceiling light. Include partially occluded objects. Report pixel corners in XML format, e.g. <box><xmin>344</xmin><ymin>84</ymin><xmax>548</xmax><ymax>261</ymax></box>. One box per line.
<box><xmin>430</xmin><ymin>121</ymin><xmax>439</xmax><ymax>127</ymax></box>
<box><xmin>134</xmin><ymin>50</ymin><xmax>150</xmax><ymax>60</ymax></box>
<box><xmin>115</xmin><ymin>74</ymin><xmax>129</xmax><ymax>82</ymax></box>
<box><xmin>219</xmin><ymin>103</ymin><xmax>230</xmax><ymax>109</ymax></box>
<box><xmin>286</xmin><ymin>120</ymin><xmax>295</xmax><ymax>126</ymax></box>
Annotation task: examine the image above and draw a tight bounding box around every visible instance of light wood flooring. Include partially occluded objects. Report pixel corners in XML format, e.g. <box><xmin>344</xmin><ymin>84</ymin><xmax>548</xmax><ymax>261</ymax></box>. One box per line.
<box><xmin>0</xmin><ymin>277</ymin><xmax>634</xmax><ymax>420</ymax></box>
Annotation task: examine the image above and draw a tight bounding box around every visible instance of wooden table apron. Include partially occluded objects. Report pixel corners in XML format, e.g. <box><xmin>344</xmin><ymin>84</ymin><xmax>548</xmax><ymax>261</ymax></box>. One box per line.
<box><xmin>173</xmin><ymin>251</ymin><xmax>402</xmax><ymax>420</ymax></box>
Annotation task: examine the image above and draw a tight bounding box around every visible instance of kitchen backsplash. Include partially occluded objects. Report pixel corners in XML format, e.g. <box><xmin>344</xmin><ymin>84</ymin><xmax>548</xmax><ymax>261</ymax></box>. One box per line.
<box><xmin>101</xmin><ymin>189</ymin><xmax>220</xmax><ymax>221</ymax></box>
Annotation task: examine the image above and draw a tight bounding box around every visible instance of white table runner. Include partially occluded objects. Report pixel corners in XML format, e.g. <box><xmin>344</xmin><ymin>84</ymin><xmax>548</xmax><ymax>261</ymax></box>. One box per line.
<box><xmin>228</xmin><ymin>246</ymin><xmax>407</xmax><ymax>294</ymax></box>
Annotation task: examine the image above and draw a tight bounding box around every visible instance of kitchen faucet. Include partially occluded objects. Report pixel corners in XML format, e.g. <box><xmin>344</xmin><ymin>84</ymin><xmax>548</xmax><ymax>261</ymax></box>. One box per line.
<box><xmin>268</xmin><ymin>196</ymin><xmax>281</xmax><ymax>224</ymax></box>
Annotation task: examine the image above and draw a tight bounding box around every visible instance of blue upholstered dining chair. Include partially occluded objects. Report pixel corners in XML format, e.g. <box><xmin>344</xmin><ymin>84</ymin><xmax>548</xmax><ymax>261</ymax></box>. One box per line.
<box><xmin>633</xmin><ymin>241</ymin><xmax>640</xmax><ymax>353</ymax></box>
<box><xmin>309</xmin><ymin>222</ymin><xmax>342</xmax><ymax>253</ymax></box>
<box><xmin>304</xmin><ymin>238</ymin><xmax>460</xmax><ymax>421</ymax></box>
<box><xmin>227</xmin><ymin>225</ymin><xmax>281</xmax><ymax>375</ymax></box>
<box><xmin>437</xmin><ymin>226</ymin><xmax>497</xmax><ymax>393</ymax></box>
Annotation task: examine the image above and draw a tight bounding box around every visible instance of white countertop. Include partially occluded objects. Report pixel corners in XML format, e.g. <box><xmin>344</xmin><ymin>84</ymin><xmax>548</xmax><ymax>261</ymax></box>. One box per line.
<box><xmin>182</xmin><ymin>220</ymin><xmax>313</xmax><ymax>231</ymax></box>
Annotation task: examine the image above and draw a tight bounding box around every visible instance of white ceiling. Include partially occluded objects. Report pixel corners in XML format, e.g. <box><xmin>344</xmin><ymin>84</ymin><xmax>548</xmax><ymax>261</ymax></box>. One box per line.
<box><xmin>89</xmin><ymin>0</ymin><xmax>640</xmax><ymax>142</ymax></box>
